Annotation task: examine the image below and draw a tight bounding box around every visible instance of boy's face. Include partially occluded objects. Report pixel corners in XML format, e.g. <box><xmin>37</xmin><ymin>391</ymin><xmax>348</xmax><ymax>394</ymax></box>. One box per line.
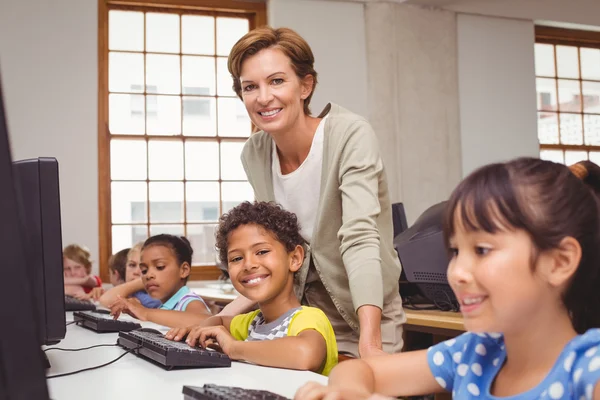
<box><xmin>226</xmin><ymin>224</ymin><xmax>302</xmax><ymax>303</ymax></box>
<box><xmin>63</xmin><ymin>257</ymin><xmax>87</xmax><ymax>278</ymax></box>
<box><xmin>139</xmin><ymin>245</ymin><xmax>189</xmax><ymax>303</ymax></box>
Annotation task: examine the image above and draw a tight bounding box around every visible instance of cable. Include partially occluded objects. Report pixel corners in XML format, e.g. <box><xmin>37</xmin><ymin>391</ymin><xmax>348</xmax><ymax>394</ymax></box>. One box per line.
<box><xmin>44</xmin><ymin>344</ymin><xmax>119</xmax><ymax>352</ymax></box>
<box><xmin>46</xmin><ymin>346</ymin><xmax>141</xmax><ymax>379</ymax></box>
<box><xmin>66</xmin><ymin>321</ymin><xmax>77</xmax><ymax>326</ymax></box>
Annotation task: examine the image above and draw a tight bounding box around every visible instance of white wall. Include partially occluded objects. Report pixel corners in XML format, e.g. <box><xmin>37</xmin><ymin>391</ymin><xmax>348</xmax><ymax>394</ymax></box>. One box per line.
<box><xmin>457</xmin><ymin>14</ymin><xmax>540</xmax><ymax>175</ymax></box>
<box><xmin>268</xmin><ymin>0</ymin><xmax>368</xmax><ymax>115</ymax></box>
<box><xmin>0</xmin><ymin>1</ymin><xmax>99</xmax><ymax>272</ymax></box>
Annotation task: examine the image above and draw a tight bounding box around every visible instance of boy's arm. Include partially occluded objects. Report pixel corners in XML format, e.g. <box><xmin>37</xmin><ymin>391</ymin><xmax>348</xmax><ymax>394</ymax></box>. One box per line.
<box><xmin>63</xmin><ymin>275</ymin><xmax>98</xmax><ymax>287</ymax></box>
<box><xmin>98</xmin><ymin>278</ymin><xmax>144</xmax><ymax>307</ymax></box>
<box><xmin>165</xmin><ymin>314</ymin><xmax>234</xmax><ymax>341</ymax></box>
<box><xmin>144</xmin><ymin>301</ymin><xmax>211</xmax><ymax>328</ymax></box>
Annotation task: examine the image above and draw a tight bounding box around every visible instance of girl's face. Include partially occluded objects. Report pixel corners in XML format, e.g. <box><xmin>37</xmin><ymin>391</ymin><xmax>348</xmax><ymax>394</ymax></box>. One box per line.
<box><xmin>125</xmin><ymin>249</ymin><xmax>141</xmax><ymax>282</ymax></box>
<box><xmin>63</xmin><ymin>257</ymin><xmax>87</xmax><ymax>278</ymax></box>
<box><xmin>447</xmin><ymin>211</ymin><xmax>554</xmax><ymax>334</ymax></box>
<box><xmin>239</xmin><ymin>47</ymin><xmax>313</xmax><ymax>137</ymax></box>
<box><xmin>139</xmin><ymin>245</ymin><xmax>189</xmax><ymax>303</ymax></box>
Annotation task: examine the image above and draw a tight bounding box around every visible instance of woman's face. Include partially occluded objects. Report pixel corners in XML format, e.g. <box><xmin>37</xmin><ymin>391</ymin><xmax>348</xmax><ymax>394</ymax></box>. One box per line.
<box><xmin>239</xmin><ymin>47</ymin><xmax>313</xmax><ymax>136</ymax></box>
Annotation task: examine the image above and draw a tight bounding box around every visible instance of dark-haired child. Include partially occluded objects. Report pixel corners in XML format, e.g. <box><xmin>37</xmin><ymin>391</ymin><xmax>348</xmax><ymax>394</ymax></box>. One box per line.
<box><xmin>295</xmin><ymin>157</ymin><xmax>600</xmax><ymax>399</ymax></box>
<box><xmin>167</xmin><ymin>201</ymin><xmax>338</xmax><ymax>376</ymax></box>
<box><xmin>110</xmin><ymin>235</ymin><xmax>211</xmax><ymax>328</ymax></box>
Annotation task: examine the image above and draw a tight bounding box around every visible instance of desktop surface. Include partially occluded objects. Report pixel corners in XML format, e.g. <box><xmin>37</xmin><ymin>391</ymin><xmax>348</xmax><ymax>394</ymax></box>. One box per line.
<box><xmin>46</xmin><ymin>313</ymin><xmax>326</xmax><ymax>400</ymax></box>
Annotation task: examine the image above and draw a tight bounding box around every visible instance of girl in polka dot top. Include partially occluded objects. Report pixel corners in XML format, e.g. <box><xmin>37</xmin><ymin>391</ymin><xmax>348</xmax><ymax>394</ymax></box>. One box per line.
<box><xmin>294</xmin><ymin>158</ymin><xmax>600</xmax><ymax>400</ymax></box>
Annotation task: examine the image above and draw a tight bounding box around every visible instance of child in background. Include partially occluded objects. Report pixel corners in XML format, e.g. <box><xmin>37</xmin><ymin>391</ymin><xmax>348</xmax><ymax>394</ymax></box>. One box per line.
<box><xmin>295</xmin><ymin>157</ymin><xmax>600</xmax><ymax>399</ymax></box>
<box><xmin>81</xmin><ymin>248</ymin><xmax>130</xmax><ymax>301</ymax></box>
<box><xmin>99</xmin><ymin>243</ymin><xmax>161</xmax><ymax>309</ymax></box>
<box><xmin>109</xmin><ymin>235</ymin><xmax>211</xmax><ymax>327</ymax></box>
<box><xmin>166</xmin><ymin>202</ymin><xmax>338</xmax><ymax>376</ymax></box>
<box><xmin>63</xmin><ymin>244</ymin><xmax>102</xmax><ymax>298</ymax></box>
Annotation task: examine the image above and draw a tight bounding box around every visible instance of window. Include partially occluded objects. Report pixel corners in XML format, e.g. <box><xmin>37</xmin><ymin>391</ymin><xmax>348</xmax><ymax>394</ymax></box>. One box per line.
<box><xmin>98</xmin><ymin>0</ymin><xmax>266</xmax><ymax>281</ymax></box>
<box><xmin>535</xmin><ymin>27</ymin><xmax>600</xmax><ymax>165</ymax></box>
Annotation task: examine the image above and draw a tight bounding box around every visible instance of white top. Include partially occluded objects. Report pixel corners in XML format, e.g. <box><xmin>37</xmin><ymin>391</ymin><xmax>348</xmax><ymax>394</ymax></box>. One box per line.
<box><xmin>272</xmin><ymin>115</ymin><xmax>327</xmax><ymax>243</ymax></box>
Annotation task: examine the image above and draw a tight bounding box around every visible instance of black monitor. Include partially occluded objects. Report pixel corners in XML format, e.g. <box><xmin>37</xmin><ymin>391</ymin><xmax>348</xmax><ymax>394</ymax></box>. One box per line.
<box><xmin>394</xmin><ymin>201</ymin><xmax>458</xmax><ymax>311</ymax></box>
<box><xmin>0</xmin><ymin>75</ymin><xmax>50</xmax><ymax>398</ymax></box>
<box><xmin>391</xmin><ymin>202</ymin><xmax>408</xmax><ymax>237</ymax></box>
<box><xmin>13</xmin><ymin>157</ymin><xmax>66</xmax><ymax>345</ymax></box>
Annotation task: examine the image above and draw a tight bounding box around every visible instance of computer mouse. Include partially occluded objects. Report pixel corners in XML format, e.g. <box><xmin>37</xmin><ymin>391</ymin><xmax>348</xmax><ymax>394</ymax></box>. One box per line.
<box><xmin>137</xmin><ymin>328</ymin><xmax>163</xmax><ymax>335</ymax></box>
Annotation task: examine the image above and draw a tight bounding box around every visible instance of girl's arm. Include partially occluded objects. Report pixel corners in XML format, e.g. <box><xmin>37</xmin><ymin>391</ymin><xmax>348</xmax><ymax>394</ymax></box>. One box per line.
<box><xmin>217</xmin><ymin>294</ymin><xmax>256</xmax><ymax>316</ymax></box>
<box><xmin>111</xmin><ymin>297</ymin><xmax>211</xmax><ymax>327</ymax></box>
<box><xmin>98</xmin><ymin>278</ymin><xmax>144</xmax><ymax>307</ymax></box>
<box><xmin>63</xmin><ymin>275</ymin><xmax>98</xmax><ymax>288</ymax></box>
<box><xmin>165</xmin><ymin>314</ymin><xmax>234</xmax><ymax>341</ymax></box>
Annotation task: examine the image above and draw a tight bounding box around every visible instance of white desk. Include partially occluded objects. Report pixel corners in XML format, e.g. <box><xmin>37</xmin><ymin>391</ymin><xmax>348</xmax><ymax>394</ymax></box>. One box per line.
<box><xmin>46</xmin><ymin>313</ymin><xmax>326</xmax><ymax>400</ymax></box>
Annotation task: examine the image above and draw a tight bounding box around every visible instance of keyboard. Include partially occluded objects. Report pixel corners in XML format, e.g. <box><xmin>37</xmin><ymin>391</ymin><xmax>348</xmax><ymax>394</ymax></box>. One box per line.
<box><xmin>182</xmin><ymin>384</ymin><xmax>289</xmax><ymax>400</ymax></box>
<box><xmin>118</xmin><ymin>330</ymin><xmax>231</xmax><ymax>370</ymax></box>
<box><xmin>64</xmin><ymin>295</ymin><xmax>96</xmax><ymax>311</ymax></box>
<box><xmin>73</xmin><ymin>310</ymin><xmax>142</xmax><ymax>333</ymax></box>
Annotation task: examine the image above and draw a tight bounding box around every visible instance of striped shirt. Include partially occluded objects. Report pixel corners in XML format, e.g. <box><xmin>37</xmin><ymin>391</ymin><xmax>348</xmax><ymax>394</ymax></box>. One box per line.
<box><xmin>160</xmin><ymin>286</ymin><xmax>209</xmax><ymax>312</ymax></box>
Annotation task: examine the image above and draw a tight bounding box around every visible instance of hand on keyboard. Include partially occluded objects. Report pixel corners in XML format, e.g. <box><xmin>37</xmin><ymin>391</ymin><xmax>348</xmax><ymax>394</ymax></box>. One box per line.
<box><xmin>110</xmin><ymin>295</ymin><xmax>149</xmax><ymax>321</ymax></box>
<box><xmin>185</xmin><ymin>325</ymin><xmax>237</xmax><ymax>357</ymax></box>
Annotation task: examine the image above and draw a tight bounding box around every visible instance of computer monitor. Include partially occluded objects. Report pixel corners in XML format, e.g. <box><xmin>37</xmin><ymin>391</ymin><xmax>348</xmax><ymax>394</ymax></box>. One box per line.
<box><xmin>13</xmin><ymin>157</ymin><xmax>66</xmax><ymax>345</ymax></box>
<box><xmin>0</xmin><ymin>75</ymin><xmax>50</xmax><ymax>398</ymax></box>
<box><xmin>391</xmin><ymin>202</ymin><xmax>408</xmax><ymax>237</ymax></box>
<box><xmin>394</xmin><ymin>201</ymin><xmax>458</xmax><ymax>311</ymax></box>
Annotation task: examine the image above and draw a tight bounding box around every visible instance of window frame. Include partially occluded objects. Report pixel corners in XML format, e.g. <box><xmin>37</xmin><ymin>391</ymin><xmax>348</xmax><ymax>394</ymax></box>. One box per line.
<box><xmin>98</xmin><ymin>0</ymin><xmax>266</xmax><ymax>282</ymax></box>
<box><xmin>535</xmin><ymin>26</ymin><xmax>600</xmax><ymax>161</ymax></box>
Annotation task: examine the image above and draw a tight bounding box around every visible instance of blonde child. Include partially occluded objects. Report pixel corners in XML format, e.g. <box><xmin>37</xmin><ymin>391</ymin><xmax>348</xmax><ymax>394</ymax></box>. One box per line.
<box><xmin>166</xmin><ymin>201</ymin><xmax>338</xmax><ymax>376</ymax></box>
<box><xmin>63</xmin><ymin>244</ymin><xmax>102</xmax><ymax>298</ymax></box>
<box><xmin>109</xmin><ymin>235</ymin><xmax>210</xmax><ymax>327</ymax></box>
<box><xmin>99</xmin><ymin>243</ymin><xmax>161</xmax><ymax>309</ymax></box>
<box><xmin>295</xmin><ymin>158</ymin><xmax>600</xmax><ymax>399</ymax></box>
<box><xmin>81</xmin><ymin>247</ymin><xmax>130</xmax><ymax>301</ymax></box>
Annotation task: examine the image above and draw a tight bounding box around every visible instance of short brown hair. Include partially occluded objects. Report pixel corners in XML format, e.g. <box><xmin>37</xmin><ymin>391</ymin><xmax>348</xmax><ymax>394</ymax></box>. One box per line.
<box><xmin>63</xmin><ymin>244</ymin><xmax>93</xmax><ymax>274</ymax></box>
<box><xmin>108</xmin><ymin>248</ymin><xmax>130</xmax><ymax>282</ymax></box>
<box><xmin>228</xmin><ymin>26</ymin><xmax>318</xmax><ymax>115</ymax></box>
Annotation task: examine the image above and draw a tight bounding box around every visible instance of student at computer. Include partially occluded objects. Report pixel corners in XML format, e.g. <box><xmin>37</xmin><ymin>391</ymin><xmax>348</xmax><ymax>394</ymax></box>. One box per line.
<box><xmin>109</xmin><ymin>234</ymin><xmax>211</xmax><ymax>327</ymax></box>
<box><xmin>294</xmin><ymin>158</ymin><xmax>600</xmax><ymax>399</ymax></box>
<box><xmin>166</xmin><ymin>201</ymin><xmax>338</xmax><ymax>376</ymax></box>
<box><xmin>63</xmin><ymin>244</ymin><xmax>102</xmax><ymax>298</ymax></box>
<box><xmin>99</xmin><ymin>243</ymin><xmax>161</xmax><ymax>309</ymax></box>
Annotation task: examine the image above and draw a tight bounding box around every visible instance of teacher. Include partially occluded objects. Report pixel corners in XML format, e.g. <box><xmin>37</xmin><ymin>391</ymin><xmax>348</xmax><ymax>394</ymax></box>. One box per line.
<box><xmin>220</xmin><ymin>26</ymin><xmax>406</xmax><ymax>358</ymax></box>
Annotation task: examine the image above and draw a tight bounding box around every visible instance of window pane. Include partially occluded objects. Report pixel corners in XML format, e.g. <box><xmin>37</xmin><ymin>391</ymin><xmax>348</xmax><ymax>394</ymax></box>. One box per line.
<box><xmin>146</xmin><ymin>95</ymin><xmax>181</xmax><ymax>135</ymax></box>
<box><xmin>186</xmin><ymin>182</ymin><xmax>220</xmax><ymax>222</ymax></box>
<box><xmin>556</xmin><ymin>45</ymin><xmax>579</xmax><ymax>79</ymax></box>
<box><xmin>148</xmin><ymin>140</ymin><xmax>183</xmax><ymax>180</ymax></box>
<box><xmin>537</xmin><ymin>112</ymin><xmax>559</xmax><ymax>145</ymax></box>
<box><xmin>581</xmin><ymin>48</ymin><xmax>600</xmax><ymax>81</ymax></box>
<box><xmin>217</xmin><ymin>57</ymin><xmax>235</xmax><ymax>97</ymax></box>
<box><xmin>540</xmin><ymin>149</ymin><xmax>564</xmax><ymax>164</ymax></box>
<box><xmin>182</xmin><ymin>56</ymin><xmax>216</xmax><ymax>95</ymax></box>
<box><xmin>110</xmin><ymin>139</ymin><xmax>147</xmax><ymax>180</ymax></box>
<box><xmin>183</xmin><ymin>97</ymin><xmax>217</xmax><ymax>136</ymax></box>
<box><xmin>188</xmin><ymin>224</ymin><xmax>217</xmax><ymax>264</ymax></box>
<box><xmin>222</xmin><ymin>182</ymin><xmax>254</xmax><ymax>213</ymax></box>
<box><xmin>109</xmin><ymin>94</ymin><xmax>145</xmax><ymax>134</ymax></box>
<box><xmin>109</xmin><ymin>52</ymin><xmax>144</xmax><ymax>93</ymax></box>
<box><xmin>146</xmin><ymin>54</ymin><xmax>181</xmax><ymax>95</ymax></box>
<box><xmin>182</xmin><ymin>15</ymin><xmax>214</xmax><ymax>55</ymax></box>
<box><xmin>560</xmin><ymin>113</ymin><xmax>583</xmax><ymax>145</ymax></box>
<box><xmin>149</xmin><ymin>182</ymin><xmax>184</xmax><ymax>223</ymax></box>
<box><xmin>585</xmin><ymin>115</ymin><xmax>600</xmax><ymax>146</ymax></box>
<box><xmin>557</xmin><ymin>79</ymin><xmax>581</xmax><ymax>112</ymax></box>
<box><xmin>146</xmin><ymin>13</ymin><xmax>179</xmax><ymax>53</ymax></box>
<box><xmin>216</xmin><ymin>17</ymin><xmax>249</xmax><ymax>56</ymax></box>
<box><xmin>112</xmin><ymin>225</ymin><xmax>148</xmax><ymax>253</ymax></box>
<box><xmin>534</xmin><ymin>44</ymin><xmax>555</xmax><ymax>77</ymax></box>
<box><xmin>218</xmin><ymin>98</ymin><xmax>251</xmax><ymax>137</ymax></box>
<box><xmin>582</xmin><ymin>81</ymin><xmax>600</xmax><ymax>113</ymax></box>
<box><xmin>185</xmin><ymin>141</ymin><xmax>219</xmax><ymax>180</ymax></box>
<box><xmin>589</xmin><ymin>151</ymin><xmax>600</xmax><ymax>165</ymax></box>
<box><xmin>565</xmin><ymin>150</ymin><xmax>588</xmax><ymax>165</ymax></box>
<box><xmin>220</xmin><ymin>141</ymin><xmax>246</xmax><ymax>180</ymax></box>
<box><xmin>536</xmin><ymin>78</ymin><xmax>557</xmax><ymax>112</ymax></box>
<box><xmin>109</xmin><ymin>11</ymin><xmax>143</xmax><ymax>51</ymax></box>
<box><xmin>112</xmin><ymin>182</ymin><xmax>148</xmax><ymax>223</ymax></box>
<box><xmin>149</xmin><ymin>224</ymin><xmax>185</xmax><ymax>237</ymax></box>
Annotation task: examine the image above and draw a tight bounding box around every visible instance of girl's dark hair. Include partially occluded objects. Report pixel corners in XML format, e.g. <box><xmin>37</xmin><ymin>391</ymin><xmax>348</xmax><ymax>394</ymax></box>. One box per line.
<box><xmin>216</xmin><ymin>201</ymin><xmax>305</xmax><ymax>264</ymax></box>
<box><xmin>108</xmin><ymin>247</ymin><xmax>130</xmax><ymax>281</ymax></box>
<box><xmin>142</xmin><ymin>234</ymin><xmax>194</xmax><ymax>266</ymax></box>
<box><xmin>443</xmin><ymin>157</ymin><xmax>600</xmax><ymax>333</ymax></box>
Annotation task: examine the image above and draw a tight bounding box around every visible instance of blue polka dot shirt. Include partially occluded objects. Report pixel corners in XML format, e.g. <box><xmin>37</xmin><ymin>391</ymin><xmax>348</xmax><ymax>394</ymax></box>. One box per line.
<box><xmin>427</xmin><ymin>329</ymin><xmax>600</xmax><ymax>399</ymax></box>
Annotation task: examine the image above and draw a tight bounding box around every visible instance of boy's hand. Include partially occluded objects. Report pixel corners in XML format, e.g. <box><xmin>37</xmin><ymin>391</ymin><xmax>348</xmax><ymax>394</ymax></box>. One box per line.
<box><xmin>294</xmin><ymin>382</ymin><xmax>377</xmax><ymax>400</ymax></box>
<box><xmin>110</xmin><ymin>296</ymin><xmax>148</xmax><ymax>321</ymax></box>
<box><xmin>165</xmin><ymin>326</ymin><xmax>193</xmax><ymax>342</ymax></box>
<box><xmin>190</xmin><ymin>326</ymin><xmax>238</xmax><ymax>357</ymax></box>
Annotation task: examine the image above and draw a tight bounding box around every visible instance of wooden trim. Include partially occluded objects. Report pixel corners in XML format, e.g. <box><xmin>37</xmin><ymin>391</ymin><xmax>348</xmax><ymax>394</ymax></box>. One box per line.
<box><xmin>189</xmin><ymin>265</ymin><xmax>223</xmax><ymax>280</ymax></box>
<box><xmin>98</xmin><ymin>0</ymin><xmax>112</xmax><ymax>283</ymax></box>
<box><xmin>536</xmin><ymin>26</ymin><xmax>600</xmax><ymax>49</ymax></box>
<box><xmin>540</xmin><ymin>144</ymin><xmax>600</xmax><ymax>152</ymax></box>
<box><xmin>108</xmin><ymin>0</ymin><xmax>266</xmax><ymax>13</ymax></box>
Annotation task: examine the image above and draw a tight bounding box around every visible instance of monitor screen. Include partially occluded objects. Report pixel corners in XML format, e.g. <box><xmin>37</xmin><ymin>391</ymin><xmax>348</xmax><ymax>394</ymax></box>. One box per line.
<box><xmin>0</xmin><ymin>74</ymin><xmax>49</xmax><ymax>398</ymax></box>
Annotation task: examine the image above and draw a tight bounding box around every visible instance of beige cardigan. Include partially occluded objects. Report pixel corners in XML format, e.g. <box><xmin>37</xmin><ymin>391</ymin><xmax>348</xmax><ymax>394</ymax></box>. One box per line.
<box><xmin>240</xmin><ymin>103</ymin><xmax>402</xmax><ymax>331</ymax></box>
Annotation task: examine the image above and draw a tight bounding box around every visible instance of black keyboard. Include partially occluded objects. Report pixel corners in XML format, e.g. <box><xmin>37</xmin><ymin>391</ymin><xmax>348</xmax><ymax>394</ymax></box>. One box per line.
<box><xmin>118</xmin><ymin>330</ymin><xmax>231</xmax><ymax>370</ymax></box>
<box><xmin>183</xmin><ymin>384</ymin><xmax>289</xmax><ymax>400</ymax></box>
<box><xmin>64</xmin><ymin>295</ymin><xmax>96</xmax><ymax>311</ymax></box>
<box><xmin>74</xmin><ymin>310</ymin><xmax>142</xmax><ymax>333</ymax></box>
